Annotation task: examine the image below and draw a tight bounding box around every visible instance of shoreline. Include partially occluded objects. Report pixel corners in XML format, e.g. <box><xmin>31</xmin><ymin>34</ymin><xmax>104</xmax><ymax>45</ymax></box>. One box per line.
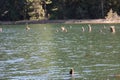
<box><xmin>0</xmin><ymin>19</ymin><xmax>120</xmax><ymax>25</ymax></box>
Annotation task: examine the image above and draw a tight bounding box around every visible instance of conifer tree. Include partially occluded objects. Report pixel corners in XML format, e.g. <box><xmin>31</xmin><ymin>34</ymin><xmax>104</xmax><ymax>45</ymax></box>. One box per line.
<box><xmin>27</xmin><ymin>0</ymin><xmax>44</xmax><ymax>20</ymax></box>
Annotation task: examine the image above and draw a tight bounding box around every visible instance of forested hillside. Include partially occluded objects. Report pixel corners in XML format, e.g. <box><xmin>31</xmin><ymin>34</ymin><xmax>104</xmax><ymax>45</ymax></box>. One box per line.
<box><xmin>0</xmin><ymin>0</ymin><xmax>120</xmax><ymax>21</ymax></box>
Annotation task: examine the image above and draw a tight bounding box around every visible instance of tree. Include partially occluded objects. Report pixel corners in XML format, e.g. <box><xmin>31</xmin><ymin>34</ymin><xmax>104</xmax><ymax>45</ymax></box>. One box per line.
<box><xmin>0</xmin><ymin>0</ymin><xmax>26</xmax><ymax>21</ymax></box>
<box><xmin>105</xmin><ymin>8</ymin><xmax>120</xmax><ymax>20</ymax></box>
<box><xmin>27</xmin><ymin>0</ymin><xmax>51</xmax><ymax>20</ymax></box>
<box><xmin>0</xmin><ymin>0</ymin><xmax>120</xmax><ymax>21</ymax></box>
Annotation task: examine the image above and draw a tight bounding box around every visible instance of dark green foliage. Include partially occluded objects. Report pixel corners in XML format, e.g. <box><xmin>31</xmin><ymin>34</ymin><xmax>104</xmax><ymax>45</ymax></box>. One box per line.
<box><xmin>0</xmin><ymin>0</ymin><xmax>27</xmax><ymax>21</ymax></box>
<box><xmin>0</xmin><ymin>0</ymin><xmax>120</xmax><ymax>21</ymax></box>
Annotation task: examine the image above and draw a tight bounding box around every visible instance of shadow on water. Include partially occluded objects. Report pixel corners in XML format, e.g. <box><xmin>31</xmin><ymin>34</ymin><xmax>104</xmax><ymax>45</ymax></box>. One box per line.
<box><xmin>0</xmin><ymin>24</ymin><xmax>120</xmax><ymax>79</ymax></box>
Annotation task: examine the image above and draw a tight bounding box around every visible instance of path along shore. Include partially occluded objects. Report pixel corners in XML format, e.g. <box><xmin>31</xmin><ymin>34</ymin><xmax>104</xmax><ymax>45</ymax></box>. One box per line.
<box><xmin>0</xmin><ymin>19</ymin><xmax>120</xmax><ymax>25</ymax></box>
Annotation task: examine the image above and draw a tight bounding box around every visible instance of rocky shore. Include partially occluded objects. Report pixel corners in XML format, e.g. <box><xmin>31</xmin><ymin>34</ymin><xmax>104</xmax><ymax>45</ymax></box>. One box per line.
<box><xmin>0</xmin><ymin>19</ymin><xmax>120</xmax><ymax>25</ymax></box>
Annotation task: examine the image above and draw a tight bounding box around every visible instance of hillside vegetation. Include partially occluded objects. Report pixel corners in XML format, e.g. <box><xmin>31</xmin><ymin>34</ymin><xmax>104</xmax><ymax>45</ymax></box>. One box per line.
<box><xmin>0</xmin><ymin>0</ymin><xmax>120</xmax><ymax>21</ymax></box>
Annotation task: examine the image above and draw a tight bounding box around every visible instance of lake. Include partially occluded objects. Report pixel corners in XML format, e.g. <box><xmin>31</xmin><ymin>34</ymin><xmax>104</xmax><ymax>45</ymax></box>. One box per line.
<box><xmin>0</xmin><ymin>24</ymin><xmax>120</xmax><ymax>80</ymax></box>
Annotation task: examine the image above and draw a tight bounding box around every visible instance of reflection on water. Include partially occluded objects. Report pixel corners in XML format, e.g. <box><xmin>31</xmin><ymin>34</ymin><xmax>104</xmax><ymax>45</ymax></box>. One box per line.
<box><xmin>0</xmin><ymin>24</ymin><xmax>120</xmax><ymax>80</ymax></box>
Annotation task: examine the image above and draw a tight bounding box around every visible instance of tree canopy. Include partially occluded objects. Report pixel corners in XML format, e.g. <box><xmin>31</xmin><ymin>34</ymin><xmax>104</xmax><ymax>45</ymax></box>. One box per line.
<box><xmin>0</xmin><ymin>0</ymin><xmax>120</xmax><ymax>21</ymax></box>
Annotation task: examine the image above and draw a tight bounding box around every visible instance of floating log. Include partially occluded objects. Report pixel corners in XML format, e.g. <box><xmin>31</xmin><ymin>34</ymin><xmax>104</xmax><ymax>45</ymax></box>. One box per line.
<box><xmin>82</xmin><ymin>27</ymin><xmax>85</xmax><ymax>32</ymax></box>
<box><xmin>88</xmin><ymin>24</ymin><xmax>92</xmax><ymax>32</ymax></box>
<box><xmin>110</xmin><ymin>26</ymin><xmax>115</xmax><ymax>33</ymax></box>
<box><xmin>61</xmin><ymin>26</ymin><xmax>67</xmax><ymax>32</ymax></box>
<box><xmin>69</xmin><ymin>68</ymin><xmax>74</xmax><ymax>75</ymax></box>
<box><xmin>0</xmin><ymin>28</ymin><xmax>2</xmax><ymax>32</ymax></box>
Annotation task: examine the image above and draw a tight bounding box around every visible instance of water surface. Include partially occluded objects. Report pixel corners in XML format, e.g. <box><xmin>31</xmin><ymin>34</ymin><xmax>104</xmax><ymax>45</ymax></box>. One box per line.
<box><xmin>0</xmin><ymin>24</ymin><xmax>120</xmax><ymax>80</ymax></box>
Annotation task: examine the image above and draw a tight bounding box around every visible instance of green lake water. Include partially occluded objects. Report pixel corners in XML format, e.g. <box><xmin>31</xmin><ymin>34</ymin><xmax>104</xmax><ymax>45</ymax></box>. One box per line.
<box><xmin>0</xmin><ymin>24</ymin><xmax>120</xmax><ymax>80</ymax></box>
